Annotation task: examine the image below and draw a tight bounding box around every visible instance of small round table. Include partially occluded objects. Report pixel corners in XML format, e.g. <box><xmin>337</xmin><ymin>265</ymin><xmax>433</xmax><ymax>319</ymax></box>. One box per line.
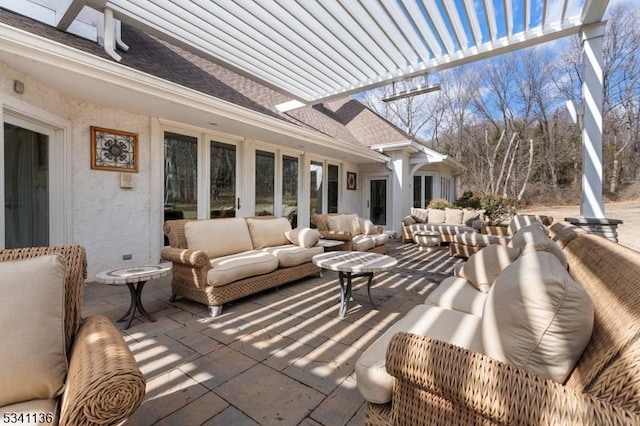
<box><xmin>413</xmin><ymin>231</ymin><xmax>441</xmax><ymax>251</ymax></box>
<box><xmin>96</xmin><ymin>263</ymin><xmax>171</xmax><ymax>329</ymax></box>
<box><xmin>312</xmin><ymin>251</ymin><xmax>398</xmax><ymax>317</ymax></box>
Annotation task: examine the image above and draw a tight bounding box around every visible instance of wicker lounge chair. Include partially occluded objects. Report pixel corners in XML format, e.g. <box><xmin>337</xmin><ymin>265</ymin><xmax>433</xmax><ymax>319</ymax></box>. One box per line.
<box><xmin>0</xmin><ymin>246</ymin><xmax>145</xmax><ymax>426</ymax></box>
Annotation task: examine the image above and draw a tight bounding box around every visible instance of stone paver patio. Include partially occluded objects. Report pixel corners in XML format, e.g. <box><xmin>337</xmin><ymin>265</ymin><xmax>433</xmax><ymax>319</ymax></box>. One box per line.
<box><xmin>83</xmin><ymin>241</ymin><xmax>463</xmax><ymax>425</ymax></box>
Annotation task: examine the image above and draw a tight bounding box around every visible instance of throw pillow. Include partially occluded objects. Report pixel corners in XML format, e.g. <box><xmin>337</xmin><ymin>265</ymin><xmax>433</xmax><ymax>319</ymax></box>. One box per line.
<box><xmin>402</xmin><ymin>215</ymin><xmax>416</xmax><ymax>226</ymax></box>
<box><xmin>0</xmin><ymin>254</ymin><xmax>67</xmax><ymax>407</ymax></box>
<box><xmin>360</xmin><ymin>218</ymin><xmax>378</xmax><ymax>235</ymax></box>
<box><xmin>427</xmin><ymin>209</ymin><xmax>446</xmax><ymax>223</ymax></box>
<box><xmin>285</xmin><ymin>227</ymin><xmax>321</xmax><ymax>248</ymax></box>
<box><xmin>444</xmin><ymin>208</ymin><xmax>464</xmax><ymax>225</ymax></box>
<box><xmin>463</xmin><ymin>209</ymin><xmax>485</xmax><ymax>227</ymax></box>
<box><xmin>461</xmin><ymin>245</ymin><xmax>520</xmax><ymax>292</ymax></box>
<box><xmin>351</xmin><ymin>217</ymin><xmax>363</xmax><ymax>235</ymax></box>
<box><xmin>482</xmin><ymin>251</ymin><xmax>594</xmax><ymax>383</ymax></box>
<box><xmin>410</xmin><ymin>208</ymin><xmax>428</xmax><ymax>223</ymax></box>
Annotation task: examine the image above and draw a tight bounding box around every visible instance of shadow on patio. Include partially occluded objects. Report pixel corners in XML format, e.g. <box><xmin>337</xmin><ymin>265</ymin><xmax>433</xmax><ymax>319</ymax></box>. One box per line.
<box><xmin>83</xmin><ymin>241</ymin><xmax>463</xmax><ymax>425</ymax></box>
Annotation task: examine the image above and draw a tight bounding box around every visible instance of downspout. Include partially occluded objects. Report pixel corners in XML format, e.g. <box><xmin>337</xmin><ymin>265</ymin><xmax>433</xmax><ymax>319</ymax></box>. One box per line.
<box><xmin>103</xmin><ymin>8</ymin><xmax>122</xmax><ymax>62</ymax></box>
<box><xmin>115</xmin><ymin>19</ymin><xmax>129</xmax><ymax>52</ymax></box>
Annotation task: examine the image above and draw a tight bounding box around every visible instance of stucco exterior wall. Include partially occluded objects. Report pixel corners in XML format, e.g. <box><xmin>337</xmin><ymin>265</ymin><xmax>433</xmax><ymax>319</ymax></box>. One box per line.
<box><xmin>1</xmin><ymin>62</ymin><xmax>153</xmax><ymax>278</ymax></box>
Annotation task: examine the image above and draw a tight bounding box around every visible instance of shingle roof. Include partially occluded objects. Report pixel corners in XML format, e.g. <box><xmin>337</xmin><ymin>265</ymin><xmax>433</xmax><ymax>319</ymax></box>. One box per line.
<box><xmin>0</xmin><ymin>7</ymin><xmax>417</xmax><ymax>150</ymax></box>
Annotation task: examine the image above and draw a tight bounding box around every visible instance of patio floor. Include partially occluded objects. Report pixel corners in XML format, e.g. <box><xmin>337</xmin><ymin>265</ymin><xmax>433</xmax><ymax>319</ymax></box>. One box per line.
<box><xmin>83</xmin><ymin>241</ymin><xmax>463</xmax><ymax>426</ymax></box>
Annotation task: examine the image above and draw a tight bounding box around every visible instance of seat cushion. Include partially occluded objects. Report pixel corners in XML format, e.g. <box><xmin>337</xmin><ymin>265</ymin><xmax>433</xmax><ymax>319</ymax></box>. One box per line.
<box><xmin>246</xmin><ymin>217</ymin><xmax>292</xmax><ymax>249</ymax></box>
<box><xmin>0</xmin><ymin>255</ymin><xmax>67</xmax><ymax>407</ymax></box>
<box><xmin>356</xmin><ymin>304</ymin><xmax>484</xmax><ymax>404</ymax></box>
<box><xmin>208</xmin><ymin>250</ymin><xmax>279</xmax><ymax>287</ymax></box>
<box><xmin>352</xmin><ymin>235</ymin><xmax>376</xmax><ymax>251</ymax></box>
<box><xmin>451</xmin><ymin>232</ymin><xmax>509</xmax><ymax>247</ymax></box>
<box><xmin>423</xmin><ymin>224</ymin><xmax>477</xmax><ymax>236</ymax></box>
<box><xmin>425</xmin><ymin>276</ymin><xmax>487</xmax><ymax>316</ymax></box>
<box><xmin>185</xmin><ymin>218</ymin><xmax>253</xmax><ymax>258</ymax></box>
<box><xmin>285</xmin><ymin>227</ymin><xmax>321</xmax><ymax>248</ymax></box>
<box><xmin>262</xmin><ymin>245</ymin><xmax>324</xmax><ymax>268</ymax></box>
<box><xmin>460</xmin><ymin>245</ymin><xmax>520</xmax><ymax>293</ymax></box>
<box><xmin>1</xmin><ymin>399</ymin><xmax>59</xmax><ymax>426</ymax></box>
<box><xmin>482</xmin><ymin>251</ymin><xmax>594</xmax><ymax>383</ymax></box>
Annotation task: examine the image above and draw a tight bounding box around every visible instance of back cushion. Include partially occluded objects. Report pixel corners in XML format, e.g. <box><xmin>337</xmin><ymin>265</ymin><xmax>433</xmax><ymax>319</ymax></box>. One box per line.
<box><xmin>509</xmin><ymin>224</ymin><xmax>567</xmax><ymax>268</ymax></box>
<box><xmin>460</xmin><ymin>245</ymin><xmax>520</xmax><ymax>293</ymax></box>
<box><xmin>444</xmin><ymin>208</ymin><xmax>464</xmax><ymax>225</ymax></box>
<box><xmin>185</xmin><ymin>218</ymin><xmax>253</xmax><ymax>258</ymax></box>
<box><xmin>246</xmin><ymin>217</ymin><xmax>292</xmax><ymax>249</ymax></box>
<box><xmin>0</xmin><ymin>255</ymin><xmax>67</xmax><ymax>406</ymax></box>
<box><xmin>427</xmin><ymin>209</ymin><xmax>446</xmax><ymax>223</ymax></box>
<box><xmin>508</xmin><ymin>214</ymin><xmax>543</xmax><ymax>235</ymax></box>
<box><xmin>482</xmin><ymin>251</ymin><xmax>594</xmax><ymax>383</ymax></box>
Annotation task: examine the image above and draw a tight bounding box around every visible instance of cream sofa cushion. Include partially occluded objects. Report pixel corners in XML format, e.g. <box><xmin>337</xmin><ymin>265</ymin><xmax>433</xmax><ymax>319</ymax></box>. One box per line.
<box><xmin>508</xmin><ymin>214</ymin><xmax>544</xmax><ymax>235</ymax></box>
<box><xmin>208</xmin><ymin>250</ymin><xmax>279</xmax><ymax>287</ymax></box>
<box><xmin>1</xmin><ymin>399</ymin><xmax>58</xmax><ymax>426</ymax></box>
<box><xmin>352</xmin><ymin>235</ymin><xmax>376</xmax><ymax>251</ymax></box>
<box><xmin>444</xmin><ymin>208</ymin><xmax>463</xmax><ymax>224</ymax></box>
<box><xmin>0</xmin><ymin>255</ymin><xmax>67</xmax><ymax>407</ymax></box>
<box><xmin>262</xmin><ymin>245</ymin><xmax>324</xmax><ymax>268</ymax></box>
<box><xmin>482</xmin><ymin>251</ymin><xmax>594</xmax><ymax>383</ymax></box>
<box><xmin>452</xmin><ymin>232</ymin><xmax>509</xmax><ymax>247</ymax></box>
<box><xmin>463</xmin><ymin>209</ymin><xmax>485</xmax><ymax>227</ymax></box>
<box><xmin>328</xmin><ymin>214</ymin><xmax>357</xmax><ymax>233</ymax></box>
<box><xmin>246</xmin><ymin>217</ymin><xmax>291</xmax><ymax>249</ymax></box>
<box><xmin>460</xmin><ymin>245</ymin><xmax>520</xmax><ymax>293</ymax></box>
<box><xmin>285</xmin><ymin>227</ymin><xmax>321</xmax><ymax>248</ymax></box>
<box><xmin>356</xmin><ymin>304</ymin><xmax>483</xmax><ymax>404</ymax></box>
<box><xmin>358</xmin><ymin>218</ymin><xmax>379</xmax><ymax>235</ymax></box>
<box><xmin>371</xmin><ymin>233</ymin><xmax>389</xmax><ymax>246</ymax></box>
<box><xmin>427</xmin><ymin>209</ymin><xmax>445</xmax><ymax>223</ymax></box>
<box><xmin>425</xmin><ymin>276</ymin><xmax>487</xmax><ymax>316</ymax></box>
<box><xmin>185</xmin><ymin>218</ymin><xmax>253</xmax><ymax>258</ymax></box>
<box><xmin>508</xmin><ymin>224</ymin><xmax>568</xmax><ymax>267</ymax></box>
<box><xmin>410</xmin><ymin>208</ymin><xmax>428</xmax><ymax>223</ymax></box>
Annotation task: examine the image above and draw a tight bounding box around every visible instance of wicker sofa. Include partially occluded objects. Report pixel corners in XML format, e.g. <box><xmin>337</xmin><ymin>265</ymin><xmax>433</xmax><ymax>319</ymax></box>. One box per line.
<box><xmin>401</xmin><ymin>207</ymin><xmax>486</xmax><ymax>243</ymax></box>
<box><xmin>449</xmin><ymin>213</ymin><xmax>555</xmax><ymax>257</ymax></box>
<box><xmin>310</xmin><ymin>213</ymin><xmax>390</xmax><ymax>253</ymax></box>
<box><xmin>358</xmin><ymin>222</ymin><xmax>640</xmax><ymax>425</ymax></box>
<box><xmin>162</xmin><ymin>216</ymin><xmax>323</xmax><ymax>317</ymax></box>
<box><xmin>0</xmin><ymin>246</ymin><xmax>145</xmax><ymax>426</ymax></box>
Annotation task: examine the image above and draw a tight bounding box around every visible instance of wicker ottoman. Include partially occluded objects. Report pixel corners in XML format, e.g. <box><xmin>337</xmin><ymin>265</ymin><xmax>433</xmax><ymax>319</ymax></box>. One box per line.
<box><xmin>413</xmin><ymin>231</ymin><xmax>441</xmax><ymax>251</ymax></box>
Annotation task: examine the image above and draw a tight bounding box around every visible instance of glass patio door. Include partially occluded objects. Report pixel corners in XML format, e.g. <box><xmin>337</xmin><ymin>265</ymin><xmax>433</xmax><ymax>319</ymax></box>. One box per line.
<box><xmin>210</xmin><ymin>141</ymin><xmax>237</xmax><ymax>218</ymax></box>
<box><xmin>369</xmin><ymin>178</ymin><xmax>387</xmax><ymax>226</ymax></box>
<box><xmin>3</xmin><ymin>121</ymin><xmax>50</xmax><ymax>248</ymax></box>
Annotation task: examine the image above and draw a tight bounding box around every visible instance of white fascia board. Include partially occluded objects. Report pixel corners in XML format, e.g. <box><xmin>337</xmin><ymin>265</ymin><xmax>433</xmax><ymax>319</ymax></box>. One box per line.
<box><xmin>0</xmin><ymin>22</ymin><xmax>388</xmax><ymax>164</ymax></box>
<box><xmin>581</xmin><ymin>0</ymin><xmax>610</xmax><ymax>24</ymax></box>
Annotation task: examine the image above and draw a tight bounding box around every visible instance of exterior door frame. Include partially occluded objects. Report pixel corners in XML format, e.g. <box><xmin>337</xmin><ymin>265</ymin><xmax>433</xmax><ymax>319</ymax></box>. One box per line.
<box><xmin>1</xmin><ymin>99</ymin><xmax>70</xmax><ymax>248</ymax></box>
<box><xmin>362</xmin><ymin>173</ymin><xmax>390</xmax><ymax>225</ymax></box>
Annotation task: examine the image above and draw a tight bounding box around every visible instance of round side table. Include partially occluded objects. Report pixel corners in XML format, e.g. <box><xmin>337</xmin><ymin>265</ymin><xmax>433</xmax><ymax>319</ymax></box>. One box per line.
<box><xmin>413</xmin><ymin>231</ymin><xmax>441</xmax><ymax>251</ymax></box>
<box><xmin>96</xmin><ymin>263</ymin><xmax>171</xmax><ymax>329</ymax></box>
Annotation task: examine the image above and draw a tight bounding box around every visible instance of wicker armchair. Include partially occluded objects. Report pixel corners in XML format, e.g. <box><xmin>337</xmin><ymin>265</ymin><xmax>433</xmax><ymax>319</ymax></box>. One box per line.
<box><xmin>365</xmin><ymin>226</ymin><xmax>640</xmax><ymax>425</ymax></box>
<box><xmin>0</xmin><ymin>246</ymin><xmax>146</xmax><ymax>426</ymax></box>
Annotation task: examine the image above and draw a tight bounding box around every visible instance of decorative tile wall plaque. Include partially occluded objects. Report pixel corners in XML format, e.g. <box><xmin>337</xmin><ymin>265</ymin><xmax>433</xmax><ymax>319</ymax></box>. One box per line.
<box><xmin>91</xmin><ymin>126</ymin><xmax>138</xmax><ymax>172</ymax></box>
<box><xmin>347</xmin><ymin>171</ymin><xmax>357</xmax><ymax>190</ymax></box>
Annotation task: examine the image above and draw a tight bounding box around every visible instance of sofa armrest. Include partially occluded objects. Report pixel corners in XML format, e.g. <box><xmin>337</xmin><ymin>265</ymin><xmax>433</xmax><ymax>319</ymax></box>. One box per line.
<box><xmin>59</xmin><ymin>316</ymin><xmax>146</xmax><ymax>426</ymax></box>
<box><xmin>161</xmin><ymin>247</ymin><xmax>210</xmax><ymax>268</ymax></box>
<box><xmin>481</xmin><ymin>225</ymin><xmax>511</xmax><ymax>236</ymax></box>
<box><xmin>385</xmin><ymin>332</ymin><xmax>639</xmax><ymax>425</ymax></box>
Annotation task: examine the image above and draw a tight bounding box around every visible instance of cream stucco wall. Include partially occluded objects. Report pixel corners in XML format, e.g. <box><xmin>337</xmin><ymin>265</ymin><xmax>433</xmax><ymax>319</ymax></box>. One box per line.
<box><xmin>1</xmin><ymin>62</ymin><xmax>154</xmax><ymax>278</ymax></box>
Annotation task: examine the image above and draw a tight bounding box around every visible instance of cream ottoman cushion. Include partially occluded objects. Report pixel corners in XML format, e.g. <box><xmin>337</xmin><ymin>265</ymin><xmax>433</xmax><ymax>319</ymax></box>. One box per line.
<box><xmin>0</xmin><ymin>255</ymin><xmax>67</xmax><ymax>407</ymax></box>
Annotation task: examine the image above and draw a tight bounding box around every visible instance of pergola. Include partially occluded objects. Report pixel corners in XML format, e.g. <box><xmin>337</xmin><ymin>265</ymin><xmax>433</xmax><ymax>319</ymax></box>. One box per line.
<box><xmin>55</xmin><ymin>0</ymin><xmax>609</xmax><ymax>218</ymax></box>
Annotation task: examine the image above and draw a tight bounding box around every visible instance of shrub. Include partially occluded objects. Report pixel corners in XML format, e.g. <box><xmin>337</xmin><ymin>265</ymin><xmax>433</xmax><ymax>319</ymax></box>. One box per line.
<box><xmin>427</xmin><ymin>198</ymin><xmax>455</xmax><ymax>209</ymax></box>
<box><xmin>455</xmin><ymin>191</ymin><xmax>517</xmax><ymax>224</ymax></box>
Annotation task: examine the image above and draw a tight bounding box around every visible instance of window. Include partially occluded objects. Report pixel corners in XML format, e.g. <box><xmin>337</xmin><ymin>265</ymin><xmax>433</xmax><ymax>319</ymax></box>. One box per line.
<box><xmin>413</xmin><ymin>175</ymin><xmax>422</xmax><ymax>208</ymax></box>
<box><xmin>255</xmin><ymin>150</ymin><xmax>275</xmax><ymax>216</ymax></box>
<box><xmin>282</xmin><ymin>155</ymin><xmax>298</xmax><ymax>226</ymax></box>
<box><xmin>310</xmin><ymin>161</ymin><xmax>323</xmax><ymax>217</ymax></box>
<box><xmin>327</xmin><ymin>164</ymin><xmax>338</xmax><ymax>213</ymax></box>
<box><xmin>164</xmin><ymin>132</ymin><xmax>198</xmax><ymax>219</ymax></box>
<box><xmin>210</xmin><ymin>141</ymin><xmax>236</xmax><ymax>218</ymax></box>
